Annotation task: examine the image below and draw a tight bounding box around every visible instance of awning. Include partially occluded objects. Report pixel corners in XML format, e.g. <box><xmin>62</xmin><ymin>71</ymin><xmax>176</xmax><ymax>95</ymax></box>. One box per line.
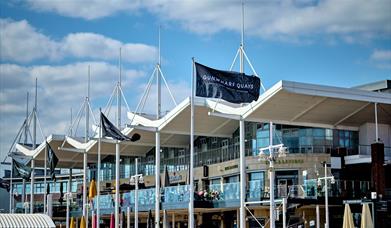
<box><xmin>0</xmin><ymin>214</ymin><xmax>55</xmax><ymax>228</ymax></box>
<box><xmin>128</xmin><ymin>97</ymin><xmax>243</xmax><ymax>138</ymax></box>
<box><xmin>241</xmin><ymin>80</ymin><xmax>391</xmax><ymax>129</ymax></box>
<box><xmin>15</xmin><ymin>134</ymin><xmax>90</xmax><ymax>169</ymax></box>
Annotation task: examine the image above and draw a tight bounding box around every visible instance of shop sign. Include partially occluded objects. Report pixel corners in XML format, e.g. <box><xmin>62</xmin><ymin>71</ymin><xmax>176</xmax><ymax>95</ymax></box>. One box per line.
<box><xmin>224</xmin><ymin>165</ymin><xmax>238</xmax><ymax>171</ymax></box>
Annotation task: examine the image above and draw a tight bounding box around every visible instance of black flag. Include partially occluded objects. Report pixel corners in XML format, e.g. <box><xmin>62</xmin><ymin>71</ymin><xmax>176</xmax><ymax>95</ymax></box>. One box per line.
<box><xmin>100</xmin><ymin>112</ymin><xmax>141</xmax><ymax>141</ymax></box>
<box><xmin>47</xmin><ymin>142</ymin><xmax>58</xmax><ymax>180</ymax></box>
<box><xmin>162</xmin><ymin>166</ymin><xmax>170</xmax><ymax>188</ymax></box>
<box><xmin>0</xmin><ymin>178</ymin><xmax>10</xmax><ymax>192</ymax></box>
<box><xmin>195</xmin><ymin>62</ymin><xmax>260</xmax><ymax>104</ymax></box>
<box><xmin>12</xmin><ymin>158</ymin><xmax>31</xmax><ymax>181</ymax></box>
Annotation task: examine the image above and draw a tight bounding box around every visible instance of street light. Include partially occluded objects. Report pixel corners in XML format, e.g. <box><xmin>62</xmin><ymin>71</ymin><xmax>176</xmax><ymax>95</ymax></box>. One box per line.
<box><xmin>317</xmin><ymin>162</ymin><xmax>334</xmax><ymax>228</ymax></box>
<box><xmin>130</xmin><ymin>158</ymin><xmax>143</xmax><ymax>228</ymax></box>
<box><xmin>259</xmin><ymin>136</ymin><xmax>288</xmax><ymax>228</ymax></box>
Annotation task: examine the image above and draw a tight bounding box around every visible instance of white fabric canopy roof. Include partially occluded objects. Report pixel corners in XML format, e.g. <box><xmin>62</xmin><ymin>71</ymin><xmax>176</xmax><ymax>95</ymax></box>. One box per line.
<box><xmin>16</xmin><ymin>80</ymin><xmax>391</xmax><ymax>168</ymax></box>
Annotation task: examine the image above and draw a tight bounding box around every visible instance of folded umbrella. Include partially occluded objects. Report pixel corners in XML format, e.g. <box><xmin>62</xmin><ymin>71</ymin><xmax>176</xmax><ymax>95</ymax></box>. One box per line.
<box><xmin>89</xmin><ymin>179</ymin><xmax>97</xmax><ymax>200</ymax></box>
<box><xmin>342</xmin><ymin>204</ymin><xmax>354</xmax><ymax>228</ymax></box>
<box><xmin>110</xmin><ymin>213</ymin><xmax>115</xmax><ymax>228</ymax></box>
<box><xmin>80</xmin><ymin>216</ymin><xmax>86</xmax><ymax>228</ymax></box>
<box><xmin>70</xmin><ymin>217</ymin><xmax>75</xmax><ymax>228</ymax></box>
<box><xmin>361</xmin><ymin>203</ymin><xmax>373</xmax><ymax>228</ymax></box>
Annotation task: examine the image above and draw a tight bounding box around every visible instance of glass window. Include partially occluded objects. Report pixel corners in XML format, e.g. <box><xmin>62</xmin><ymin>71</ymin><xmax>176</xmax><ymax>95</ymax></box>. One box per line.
<box><xmin>249</xmin><ymin>172</ymin><xmax>264</xmax><ymax>181</ymax></box>
<box><xmin>313</xmin><ymin>128</ymin><xmax>325</xmax><ymax>137</ymax></box>
<box><xmin>225</xmin><ymin>175</ymin><xmax>239</xmax><ymax>183</ymax></box>
<box><xmin>210</xmin><ymin>178</ymin><xmax>220</xmax><ymax>185</ymax></box>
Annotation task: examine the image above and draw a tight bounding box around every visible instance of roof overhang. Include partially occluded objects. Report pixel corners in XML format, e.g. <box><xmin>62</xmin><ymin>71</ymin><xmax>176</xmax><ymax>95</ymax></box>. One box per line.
<box><xmin>16</xmin><ymin>134</ymin><xmax>92</xmax><ymax>169</ymax></box>
<box><xmin>128</xmin><ymin>97</ymin><xmax>243</xmax><ymax>138</ymax></box>
<box><xmin>242</xmin><ymin>80</ymin><xmax>391</xmax><ymax>129</ymax></box>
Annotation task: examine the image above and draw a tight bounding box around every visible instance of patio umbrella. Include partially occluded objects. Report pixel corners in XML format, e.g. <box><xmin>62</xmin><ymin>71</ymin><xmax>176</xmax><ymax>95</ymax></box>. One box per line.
<box><xmin>92</xmin><ymin>213</ymin><xmax>97</xmax><ymax>228</ymax></box>
<box><xmin>110</xmin><ymin>213</ymin><xmax>115</xmax><ymax>228</ymax></box>
<box><xmin>147</xmin><ymin>209</ymin><xmax>154</xmax><ymax>228</ymax></box>
<box><xmin>59</xmin><ymin>182</ymin><xmax>64</xmax><ymax>205</ymax></box>
<box><xmin>80</xmin><ymin>216</ymin><xmax>86</xmax><ymax>228</ymax></box>
<box><xmin>361</xmin><ymin>203</ymin><xmax>373</xmax><ymax>228</ymax></box>
<box><xmin>70</xmin><ymin>217</ymin><xmax>75</xmax><ymax>228</ymax></box>
<box><xmin>342</xmin><ymin>204</ymin><xmax>354</xmax><ymax>228</ymax></box>
<box><xmin>89</xmin><ymin>179</ymin><xmax>97</xmax><ymax>200</ymax></box>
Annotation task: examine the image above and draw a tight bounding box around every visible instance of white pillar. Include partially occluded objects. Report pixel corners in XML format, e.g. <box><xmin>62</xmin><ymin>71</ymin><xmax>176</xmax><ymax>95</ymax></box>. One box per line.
<box><xmin>324</xmin><ymin>163</ymin><xmax>329</xmax><ymax>228</ymax></box>
<box><xmin>282</xmin><ymin>197</ymin><xmax>287</xmax><ymax>228</ymax></box>
<box><xmin>9</xmin><ymin>161</ymin><xmax>13</xmax><ymax>213</ymax></box>
<box><xmin>239</xmin><ymin>119</ymin><xmax>246</xmax><ymax>228</ymax></box>
<box><xmin>30</xmin><ymin>159</ymin><xmax>35</xmax><ymax>213</ymax></box>
<box><xmin>163</xmin><ymin>210</ymin><xmax>167</xmax><ymax>228</ymax></box>
<box><xmin>44</xmin><ymin>145</ymin><xmax>47</xmax><ymax>214</ymax></box>
<box><xmin>83</xmin><ymin>152</ymin><xmax>87</xmax><ymax>217</ymax></box>
<box><xmin>97</xmin><ymin>109</ymin><xmax>102</xmax><ymax>228</ymax></box>
<box><xmin>316</xmin><ymin>205</ymin><xmax>320</xmax><ymax>228</ymax></box>
<box><xmin>135</xmin><ymin>158</ymin><xmax>139</xmax><ymax>228</ymax></box>
<box><xmin>22</xmin><ymin>179</ymin><xmax>26</xmax><ymax>213</ymax></box>
<box><xmin>155</xmin><ymin>132</ymin><xmax>161</xmax><ymax>228</ymax></box>
<box><xmin>189</xmin><ymin>58</ymin><xmax>195</xmax><ymax>228</ymax></box>
<box><xmin>66</xmin><ymin>169</ymin><xmax>72</xmax><ymax>228</ymax></box>
<box><xmin>115</xmin><ymin>142</ymin><xmax>120</xmax><ymax>228</ymax></box>
<box><xmin>375</xmin><ymin>103</ymin><xmax>379</xmax><ymax>142</ymax></box>
<box><xmin>269</xmin><ymin>122</ymin><xmax>275</xmax><ymax>228</ymax></box>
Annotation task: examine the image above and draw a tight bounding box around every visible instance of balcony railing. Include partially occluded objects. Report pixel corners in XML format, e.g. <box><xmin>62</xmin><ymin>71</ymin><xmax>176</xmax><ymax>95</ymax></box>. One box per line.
<box><xmin>348</xmin><ymin>144</ymin><xmax>391</xmax><ymax>159</ymax></box>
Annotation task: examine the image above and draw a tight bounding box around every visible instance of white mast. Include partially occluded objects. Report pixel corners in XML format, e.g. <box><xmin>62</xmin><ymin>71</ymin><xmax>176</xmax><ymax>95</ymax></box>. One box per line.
<box><xmin>82</xmin><ymin>65</ymin><xmax>90</xmax><ymax>219</ymax></box>
<box><xmin>30</xmin><ymin>78</ymin><xmax>37</xmax><ymax>213</ymax></box>
<box><xmin>239</xmin><ymin>1</ymin><xmax>246</xmax><ymax>228</ymax></box>
<box><xmin>115</xmin><ymin>48</ymin><xmax>122</xmax><ymax>228</ymax></box>
<box><xmin>269</xmin><ymin>122</ymin><xmax>275</xmax><ymax>228</ymax></box>
<box><xmin>96</xmin><ymin>107</ymin><xmax>102</xmax><ymax>228</ymax></box>
<box><xmin>155</xmin><ymin>26</ymin><xmax>162</xmax><ymax>228</ymax></box>
<box><xmin>189</xmin><ymin>58</ymin><xmax>195</xmax><ymax>228</ymax></box>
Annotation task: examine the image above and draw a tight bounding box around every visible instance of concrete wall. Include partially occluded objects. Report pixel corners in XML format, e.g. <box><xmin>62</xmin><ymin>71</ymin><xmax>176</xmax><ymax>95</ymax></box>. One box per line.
<box><xmin>359</xmin><ymin>123</ymin><xmax>391</xmax><ymax>156</ymax></box>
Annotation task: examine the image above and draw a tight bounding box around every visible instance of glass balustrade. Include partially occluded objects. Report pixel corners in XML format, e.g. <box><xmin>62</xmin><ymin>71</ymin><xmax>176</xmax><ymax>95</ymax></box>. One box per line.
<box><xmin>248</xmin><ymin>180</ymin><xmax>263</xmax><ymax>201</ymax></box>
<box><xmin>163</xmin><ymin>185</ymin><xmax>190</xmax><ymax>203</ymax></box>
<box><xmin>208</xmin><ymin>182</ymin><xmax>240</xmax><ymax>201</ymax></box>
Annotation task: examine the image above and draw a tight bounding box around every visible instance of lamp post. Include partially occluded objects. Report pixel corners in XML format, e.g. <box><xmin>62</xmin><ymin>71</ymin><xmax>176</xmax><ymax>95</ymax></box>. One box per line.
<box><xmin>130</xmin><ymin>158</ymin><xmax>144</xmax><ymax>228</ymax></box>
<box><xmin>258</xmin><ymin>122</ymin><xmax>288</xmax><ymax>228</ymax></box>
<box><xmin>317</xmin><ymin>162</ymin><xmax>335</xmax><ymax>228</ymax></box>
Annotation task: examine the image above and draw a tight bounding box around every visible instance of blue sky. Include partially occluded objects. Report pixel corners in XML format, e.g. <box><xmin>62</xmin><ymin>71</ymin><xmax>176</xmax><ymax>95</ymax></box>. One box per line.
<box><xmin>0</xmin><ymin>0</ymin><xmax>390</xmax><ymax>165</ymax></box>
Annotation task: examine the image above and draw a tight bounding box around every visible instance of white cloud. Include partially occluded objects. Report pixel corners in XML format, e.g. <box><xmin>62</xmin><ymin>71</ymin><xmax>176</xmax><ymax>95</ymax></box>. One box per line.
<box><xmin>0</xmin><ymin>62</ymin><xmax>145</xmax><ymax>161</ymax></box>
<box><xmin>23</xmin><ymin>0</ymin><xmax>391</xmax><ymax>43</ymax></box>
<box><xmin>143</xmin><ymin>0</ymin><xmax>391</xmax><ymax>42</ymax></box>
<box><xmin>370</xmin><ymin>49</ymin><xmax>391</xmax><ymax>69</ymax></box>
<box><xmin>63</xmin><ymin>33</ymin><xmax>157</xmax><ymax>63</ymax></box>
<box><xmin>0</xmin><ymin>18</ymin><xmax>157</xmax><ymax>63</ymax></box>
<box><xmin>0</xmin><ymin>18</ymin><xmax>60</xmax><ymax>62</ymax></box>
<box><xmin>26</xmin><ymin>0</ymin><xmax>140</xmax><ymax>20</ymax></box>
<box><xmin>371</xmin><ymin>49</ymin><xmax>391</xmax><ymax>61</ymax></box>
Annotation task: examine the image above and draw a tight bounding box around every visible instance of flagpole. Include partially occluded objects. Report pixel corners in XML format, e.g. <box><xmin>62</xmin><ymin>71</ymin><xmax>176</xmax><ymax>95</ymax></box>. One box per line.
<box><xmin>83</xmin><ymin>66</ymin><xmax>90</xmax><ymax>219</ymax></box>
<box><xmin>66</xmin><ymin>168</ymin><xmax>72</xmax><ymax>228</ymax></box>
<box><xmin>269</xmin><ymin>121</ymin><xmax>275</xmax><ymax>228</ymax></box>
<box><xmin>155</xmin><ymin>27</ymin><xmax>162</xmax><ymax>228</ymax></box>
<box><xmin>115</xmin><ymin>48</ymin><xmax>122</xmax><ymax>228</ymax></box>
<box><xmin>31</xmin><ymin>78</ymin><xmax>38</xmax><ymax>213</ymax></box>
<box><xmin>97</xmin><ymin>108</ymin><xmax>102</xmax><ymax>228</ymax></box>
<box><xmin>44</xmin><ymin>143</ymin><xmax>47</xmax><ymax>214</ymax></box>
<box><xmin>239</xmin><ymin>2</ymin><xmax>247</xmax><ymax>227</ymax></box>
<box><xmin>189</xmin><ymin>58</ymin><xmax>195</xmax><ymax>228</ymax></box>
<box><xmin>9</xmin><ymin>160</ymin><xmax>13</xmax><ymax>213</ymax></box>
<box><xmin>20</xmin><ymin>92</ymin><xmax>29</xmax><ymax>214</ymax></box>
<box><xmin>135</xmin><ymin>158</ymin><xmax>139</xmax><ymax>228</ymax></box>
